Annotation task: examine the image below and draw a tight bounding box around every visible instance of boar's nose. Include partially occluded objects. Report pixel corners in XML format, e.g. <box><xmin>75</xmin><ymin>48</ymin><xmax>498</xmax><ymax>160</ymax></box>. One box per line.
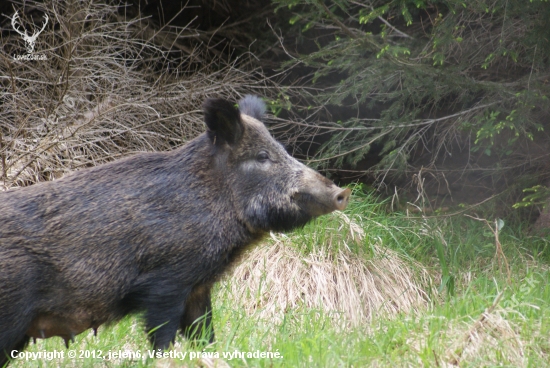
<box><xmin>334</xmin><ymin>187</ymin><xmax>351</xmax><ymax>211</ymax></box>
<box><xmin>294</xmin><ymin>169</ymin><xmax>352</xmax><ymax>217</ymax></box>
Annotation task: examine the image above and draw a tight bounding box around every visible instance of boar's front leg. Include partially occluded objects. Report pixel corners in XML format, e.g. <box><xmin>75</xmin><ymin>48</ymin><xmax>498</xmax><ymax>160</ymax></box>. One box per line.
<box><xmin>179</xmin><ymin>283</ymin><xmax>214</xmax><ymax>343</ymax></box>
<box><xmin>145</xmin><ymin>303</ymin><xmax>186</xmax><ymax>349</ymax></box>
<box><xmin>132</xmin><ymin>280</ymin><xmax>192</xmax><ymax>350</ymax></box>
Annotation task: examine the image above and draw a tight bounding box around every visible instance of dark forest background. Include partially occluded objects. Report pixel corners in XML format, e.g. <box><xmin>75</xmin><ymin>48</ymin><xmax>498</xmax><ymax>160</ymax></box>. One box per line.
<box><xmin>1</xmin><ymin>0</ymin><xmax>549</xmax><ymax>230</ymax></box>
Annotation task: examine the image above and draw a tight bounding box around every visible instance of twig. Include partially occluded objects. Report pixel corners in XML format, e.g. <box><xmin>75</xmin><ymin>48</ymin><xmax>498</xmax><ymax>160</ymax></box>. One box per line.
<box><xmin>377</xmin><ymin>16</ymin><xmax>413</xmax><ymax>39</ymax></box>
<box><xmin>315</xmin><ymin>0</ymin><xmax>357</xmax><ymax>39</ymax></box>
<box><xmin>463</xmin><ymin>215</ymin><xmax>511</xmax><ymax>283</ymax></box>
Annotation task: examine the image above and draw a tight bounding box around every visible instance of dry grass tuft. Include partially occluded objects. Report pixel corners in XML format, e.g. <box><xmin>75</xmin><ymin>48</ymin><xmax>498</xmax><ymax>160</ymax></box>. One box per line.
<box><xmin>225</xmin><ymin>212</ymin><xmax>434</xmax><ymax>327</ymax></box>
<box><xmin>1</xmin><ymin>0</ymin><xmax>276</xmax><ymax>190</ymax></box>
<box><xmin>442</xmin><ymin>292</ymin><xmax>526</xmax><ymax>367</ymax></box>
<box><xmin>400</xmin><ymin>307</ymin><xmax>528</xmax><ymax>367</ymax></box>
<box><xmin>399</xmin><ymin>292</ymin><xmax>534</xmax><ymax>367</ymax></box>
<box><xmin>445</xmin><ymin>310</ymin><xmax>525</xmax><ymax>366</ymax></box>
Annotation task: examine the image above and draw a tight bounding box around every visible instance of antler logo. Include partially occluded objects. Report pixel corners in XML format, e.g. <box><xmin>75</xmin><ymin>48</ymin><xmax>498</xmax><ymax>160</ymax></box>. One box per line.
<box><xmin>11</xmin><ymin>11</ymin><xmax>49</xmax><ymax>54</ymax></box>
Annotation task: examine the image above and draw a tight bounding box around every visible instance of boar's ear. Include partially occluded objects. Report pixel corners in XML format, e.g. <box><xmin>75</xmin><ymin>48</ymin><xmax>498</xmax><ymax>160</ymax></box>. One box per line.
<box><xmin>238</xmin><ymin>95</ymin><xmax>266</xmax><ymax>121</ymax></box>
<box><xmin>203</xmin><ymin>98</ymin><xmax>243</xmax><ymax>146</ymax></box>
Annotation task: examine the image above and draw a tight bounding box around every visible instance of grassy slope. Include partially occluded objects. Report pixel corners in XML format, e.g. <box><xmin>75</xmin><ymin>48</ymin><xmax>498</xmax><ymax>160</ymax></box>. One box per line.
<box><xmin>10</xmin><ymin>188</ymin><xmax>550</xmax><ymax>367</ymax></box>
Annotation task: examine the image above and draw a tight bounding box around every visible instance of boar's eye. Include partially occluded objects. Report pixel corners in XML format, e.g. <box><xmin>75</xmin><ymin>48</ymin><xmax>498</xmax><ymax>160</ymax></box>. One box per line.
<box><xmin>256</xmin><ymin>151</ymin><xmax>270</xmax><ymax>163</ymax></box>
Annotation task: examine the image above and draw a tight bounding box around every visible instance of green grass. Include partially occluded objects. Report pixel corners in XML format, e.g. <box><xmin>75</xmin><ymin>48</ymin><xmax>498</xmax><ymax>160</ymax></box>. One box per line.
<box><xmin>10</xmin><ymin>187</ymin><xmax>550</xmax><ymax>367</ymax></box>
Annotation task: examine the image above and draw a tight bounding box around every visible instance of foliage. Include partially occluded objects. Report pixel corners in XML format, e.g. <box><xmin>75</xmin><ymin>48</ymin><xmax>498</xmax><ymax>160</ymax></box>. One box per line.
<box><xmin>272</xmin><ymin>0</ymin><xmax>550</xmax><ymax>206</ymax></box>
<box><xmin>513</xmin><ymin>185</ymin><xmax>550</xmax><ymax>208</ymax></box>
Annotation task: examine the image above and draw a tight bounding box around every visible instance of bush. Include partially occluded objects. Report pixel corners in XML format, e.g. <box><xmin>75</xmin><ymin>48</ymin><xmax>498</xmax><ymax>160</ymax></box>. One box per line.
<box><xmin>271</xmin><ymin>0</ymin><xmax>550</xmax><ymax>215</ymax></box>
<box><xmin>0</xmin><ymin>0</ymin><xmax>277</xmax><ymax>189</ymax></box>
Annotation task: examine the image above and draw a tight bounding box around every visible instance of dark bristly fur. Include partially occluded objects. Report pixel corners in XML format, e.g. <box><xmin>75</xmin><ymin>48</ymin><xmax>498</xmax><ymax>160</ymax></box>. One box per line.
<box><xmin>0</xmin><ymin>96</ymin><xmax>350</xmax><ymax>366</ymax></box>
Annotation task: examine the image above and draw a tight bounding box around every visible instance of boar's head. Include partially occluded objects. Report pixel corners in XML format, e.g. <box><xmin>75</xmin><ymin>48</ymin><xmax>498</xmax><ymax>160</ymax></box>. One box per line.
<box><xmin>204</xmin><ymin>95</ymin><xmax>351</xmax><ymax>233</ymax></box>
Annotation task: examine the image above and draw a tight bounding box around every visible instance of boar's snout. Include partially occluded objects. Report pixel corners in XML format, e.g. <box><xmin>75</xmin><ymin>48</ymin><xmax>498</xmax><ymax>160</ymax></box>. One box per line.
<box><xmin>293</xmin><ymin>175</ymin><xmax>351</xmax><ymax>217</ymax></box>
<box><xmin>334</xmin><ymin>187</ymin><xmax>352</xmax><ymax>211</ymax></box>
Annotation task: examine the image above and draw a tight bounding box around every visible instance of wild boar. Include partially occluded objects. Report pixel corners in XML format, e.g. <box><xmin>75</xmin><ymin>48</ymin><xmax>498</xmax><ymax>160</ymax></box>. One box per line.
<box><xmin>0</xmin><ymin>95</ymin><xmax>350</xmax><ymax>365</ymax></box>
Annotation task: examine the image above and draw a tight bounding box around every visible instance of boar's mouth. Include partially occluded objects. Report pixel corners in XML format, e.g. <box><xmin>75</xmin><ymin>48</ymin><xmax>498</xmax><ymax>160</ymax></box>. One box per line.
<box><xmin>292</xmin><ymin>187</ymin><xmax>351</xmax><ymax>217</ymax></box>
